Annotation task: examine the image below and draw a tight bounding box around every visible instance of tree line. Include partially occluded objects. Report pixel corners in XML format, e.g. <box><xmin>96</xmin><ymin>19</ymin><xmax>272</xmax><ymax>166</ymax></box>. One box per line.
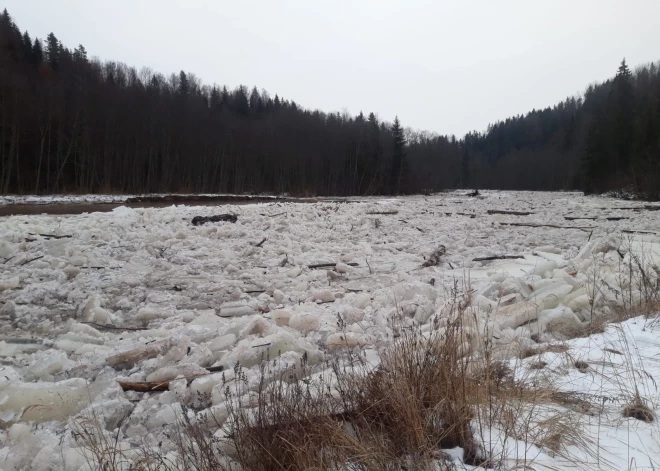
<box><xmin>0</xmin><ymin>10</ymin><xmax>658</xmax><ymax>197</ymax></box>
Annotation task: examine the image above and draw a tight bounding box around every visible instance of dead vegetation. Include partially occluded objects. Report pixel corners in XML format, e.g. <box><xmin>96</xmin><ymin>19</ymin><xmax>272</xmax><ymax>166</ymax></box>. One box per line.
<box><xmin>74</xmin><ymin>299</ymin><xmax>601</xmax><ymax>471</ymax></box>
<box><xmin>73</xmin><ymin>239</ymin><xmax>660</xmax><ymax>471</ymax></box>
<box><xmin>623</xmin><ymin>396</ymin><xmax>655</xmax><ymax>423</ymax></box>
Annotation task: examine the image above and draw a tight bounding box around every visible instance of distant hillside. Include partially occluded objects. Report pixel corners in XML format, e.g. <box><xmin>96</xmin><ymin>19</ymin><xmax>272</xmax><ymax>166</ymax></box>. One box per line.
<box><xmin>0</xmin><ymin>9</ymin><xmax>658</xmax><ymax>196</ymax></box>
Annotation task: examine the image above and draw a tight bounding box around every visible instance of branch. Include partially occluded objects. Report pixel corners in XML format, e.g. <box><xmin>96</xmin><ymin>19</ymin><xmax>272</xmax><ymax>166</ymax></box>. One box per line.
<box><xmin>308</xmin><ymin>262</ymin><xmax>359</xmax><ymax>269</ymax></box>
<box><xmin>82</xmin><ymin>322</ymin><xmax>147</xmax><ymax>331</ymax></box>
<box><xmin>366</xmin><ymin>210</ymin><xmax>398</xmax><ymax>215</ymax></box>
<box><xmin>28</xmin><ymin>233</ymin><xmax>72</xmax><ymax>239</ymax></box>
<box><xmin>20</xmin><ymin>255</ymin><xmax>44</xmax><ymax>266</ymax></box>
<box><xmin>473</xmin><ymin>255</ymin><xmax>524</xmax><ymax>262</ymax></box>
<box><xmin>118</xmin><ymin>365</ymin><xmax>225</xmax><ymax>392</ymax></box>
<box><xmin>498</xmin><ymin>222</ymin><xmax>592</xmax><ymax>232</ymax></box>
<box><xmin>487</xmin><ymin>210</ymin><xmax>534</xmax><ymax>216</ymax></box>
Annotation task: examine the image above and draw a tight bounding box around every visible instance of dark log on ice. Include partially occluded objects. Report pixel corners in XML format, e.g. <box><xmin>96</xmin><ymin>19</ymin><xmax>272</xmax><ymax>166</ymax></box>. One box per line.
<box><xmin>191</xmin><ymin>214</ymin><xmax>237</xmax><ymax>226</ymax></box>
<box><xmin>472</xmin><ymin>255</ymin><xmax>524</xmax><ymax>262</ymax></box>
<box><xmin>487</xmin><ymin>210</ymin><xmax>534</xmax><ymax>216</ymax></box>
<box><xmin>118</xmin><ymin>380</ymin><xmax>170</xmax><ymax>392</ymax></box>
<box><xmin>597</xmin><ymin>205</ymin><xmax>660</xmax><ymax>211</ymax></box>
<box><xmin>605</xmin><ymin>217</ymin><xmax>629</xmax><ymax>221</ymax></box>
<box><xmin>82</xmin><ymin>322</ymin><xmax>147</xmax><ymax>331</ymax></box>
<box><xmin>19</xmin><ymin>255</ymin><xmax>44</xmax><ymax>266</ymax></box>
<box><xmin>564</xmin><ymin>216</ymin><xmax>597</xmax><ymax>221</ymax></box>
<box><xmin>622</xmin><ymin>229</ymin><xmax>657</xmax><ymax>235</ymax></box>
<box><xmin>498</xmin><ymin>222</ymin><xmax>592</xmax><ymax>232</ymax></box>
<box><xmin>28</xmin><ymin>233</ymin><xmax>72</xmax><ymax>239</ymax></box>
<box><xmin>308</xmin><ymin>262</ymin><xmax>359</xmax><ymax>269</ymax></box>
<box><xmin>255</xmin><ymin>237</ymin><xmax>267</xmax><ymax>247</ymax></box>
<box><xmin>421</xmin><ymin>245</ymin><xmax>446</xmax><ymax>267</ymax></box>
<box><xmin>366</xmin><ymin>210</ymin><xmax>398</xmax><ymax>215</ymax></box>
<box><xmin>119</xmin><ymin>365</ymin><xmax>225</xmax><ymax>392</ymax></box>
<box><xmin>466</xmin><ymin>190</ymin><xmax>480</xmax><ymax>197</ymax></box>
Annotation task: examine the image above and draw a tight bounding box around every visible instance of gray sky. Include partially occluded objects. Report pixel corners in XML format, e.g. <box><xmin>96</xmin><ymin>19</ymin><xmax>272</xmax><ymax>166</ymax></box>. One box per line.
<box><xmin>6</xmin><ymin>0</ymin><xmax>660</xmax><ymax>136</ymax></box>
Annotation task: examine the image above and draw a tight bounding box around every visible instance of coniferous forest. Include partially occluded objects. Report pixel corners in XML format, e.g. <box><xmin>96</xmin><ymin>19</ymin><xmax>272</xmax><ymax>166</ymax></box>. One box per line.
<box><xmin>0</xmin><ymin>10</ymin><xmax>659</xmax><ymax>197</ymax></box>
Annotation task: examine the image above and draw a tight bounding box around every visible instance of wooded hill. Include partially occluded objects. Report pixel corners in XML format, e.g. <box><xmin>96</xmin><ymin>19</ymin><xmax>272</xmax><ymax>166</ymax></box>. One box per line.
<box><xmin>0</xmin><ymin>10</ymin><xmax>658</xmax><ymax>197</ymax></box>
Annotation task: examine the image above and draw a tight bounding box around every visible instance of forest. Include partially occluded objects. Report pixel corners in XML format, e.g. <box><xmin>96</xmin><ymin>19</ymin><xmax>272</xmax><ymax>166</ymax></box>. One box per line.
<box><xmin>0</xmin><ymin>9</ymin><xmax>659</xmax><ymax>197</ymax></box>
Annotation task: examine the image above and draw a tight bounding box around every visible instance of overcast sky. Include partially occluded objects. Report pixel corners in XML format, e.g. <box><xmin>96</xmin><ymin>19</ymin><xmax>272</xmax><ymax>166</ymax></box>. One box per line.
<box><xmin>5</xmin><ymin>0</ymin><xmax>660</xmax><ymax>136</ymax></box>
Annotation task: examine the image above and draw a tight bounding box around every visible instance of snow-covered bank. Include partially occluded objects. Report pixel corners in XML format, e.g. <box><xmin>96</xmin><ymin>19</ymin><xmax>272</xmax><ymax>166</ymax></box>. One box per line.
<box><xmin>0</xmin><ymin>190</ymin><xmax>659</xmax><ymax>469</ymax></box>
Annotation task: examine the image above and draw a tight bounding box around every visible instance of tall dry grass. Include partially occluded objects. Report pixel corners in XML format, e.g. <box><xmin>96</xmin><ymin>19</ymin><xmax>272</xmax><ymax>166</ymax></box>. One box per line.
<box><xmin>74</xmin><ymin>287</ymin><xmax>605</xmax><ymax>470</ymax></box>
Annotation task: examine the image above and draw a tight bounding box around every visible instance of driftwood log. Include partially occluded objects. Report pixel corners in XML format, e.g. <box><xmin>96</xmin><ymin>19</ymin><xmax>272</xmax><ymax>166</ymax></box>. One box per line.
<box><xmin>191</xmin><ymin>214</ymin><xmax>237</xmax><ymax>226</ymax></box>
<box><xmin>118</xmin><ymin>381</ymin><xmax>170</xmax><ymax>392</ymax></box>
<box><xmin>487</xmin><ymin>210</ymin><xmax>534</xmax><ymax>216</ymax></box>
<box><xmin>366</xmin><ymin>210</ymin><xmax>398</xmax><ymax>215</ymax></box>
<box><xmin>498</xmin><ymin>222</ymin><xmax>592</xmax><ymax>232</ymax></box>
<box><xmin>623</xmin><ymin>229</ymin><xmax>657</xmax><ymax>235</ymax></box>
<box><xmin>596</xmin><ymin>206</ymin><xmax>660</xmax><ymax>211</ymax></box>
<box><xmin>19</xmin><ymin>255</ymin><xmax>44</xmax><ymax>266</ymax></box>
<box><xmin>118</xmin><ymin>364</ymin><xmax>225</xmax><ymax>392</ymax></box>
<box><xmin>565</xmin><ymin>216</ymin><xmax>628</xmax><ymax>221</ymax></box>
<box><xmin>308</xmin><ymin>262</ymin><xmax>359</xmax><ymax>269</ymax></box>
<box><xmin>472</xmin><ymin>255</ymin><xmax>524</xmax><ymax>262</ymax></box>
<box><xmin>82</xmin><ymin>322</ymin><xmax>146</xmax><ymax>331</ymax></box>
<box><xmin>28</xmin><ymin>233</ymin><xmax>72</xmax><ymax>239</ymax></box>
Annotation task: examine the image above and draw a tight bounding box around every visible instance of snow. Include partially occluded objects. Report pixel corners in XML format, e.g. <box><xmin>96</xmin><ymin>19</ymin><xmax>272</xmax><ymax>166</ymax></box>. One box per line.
<box><xmin>1</xmin><ymin>190</ymin><xmax>659</xmax><ymax>469</ymax></box>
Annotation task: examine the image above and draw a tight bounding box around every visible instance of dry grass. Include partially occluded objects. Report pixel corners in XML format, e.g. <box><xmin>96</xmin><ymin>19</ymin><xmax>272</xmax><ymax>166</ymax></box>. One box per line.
<box><xmin>74</xmin><ymin>307</ymin><xmax>599</xmax><ymax>470</ymax></box>
<box><xmin>622</xmin><ymin>397</ymin><xmax>655</xmax><ymax>423</ymax></box>
<box><xmin>217</xmin><ymin>319</ymin><xmax>488</xmax><ymax>470</ymax></box>
<box><xmin>519</xmin><ymin>344</ymin><xmax>569</xmax><ymax>360</ymax></box>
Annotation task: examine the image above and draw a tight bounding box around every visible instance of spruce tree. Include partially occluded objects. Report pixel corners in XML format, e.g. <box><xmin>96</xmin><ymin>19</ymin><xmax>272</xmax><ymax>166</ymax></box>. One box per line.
<box><xmin>249</xmin><ymin>86</ymin><xmax>261</xmax><ymax>113</ymax></box>
<box><xmin>45</xmin><ymin>32</ymin><xmax>59</xmax><ymax>70</ymax></box>
<box><xmin>612</xmin><ymin>59</ymin><xmax>635</xmax><ymax>172</ymax></box>
<box><xmin>391</xmin><ymin>116</ymin><xmax>406</xmax><ymax>194</ymax></box>
<box><xmin>21</xmin><ymin>31</ymin><xmax>32</xmax><ymax>62</ymax></box>
<box><xmin>178</xmin><ymin>71</ymin><xmax>189</xmax><ymax>95</ymax></box>
<box><xmin>32</xmin><ymin>38</ymin><xmax>43</xmax><ymax>64</ymax></box>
